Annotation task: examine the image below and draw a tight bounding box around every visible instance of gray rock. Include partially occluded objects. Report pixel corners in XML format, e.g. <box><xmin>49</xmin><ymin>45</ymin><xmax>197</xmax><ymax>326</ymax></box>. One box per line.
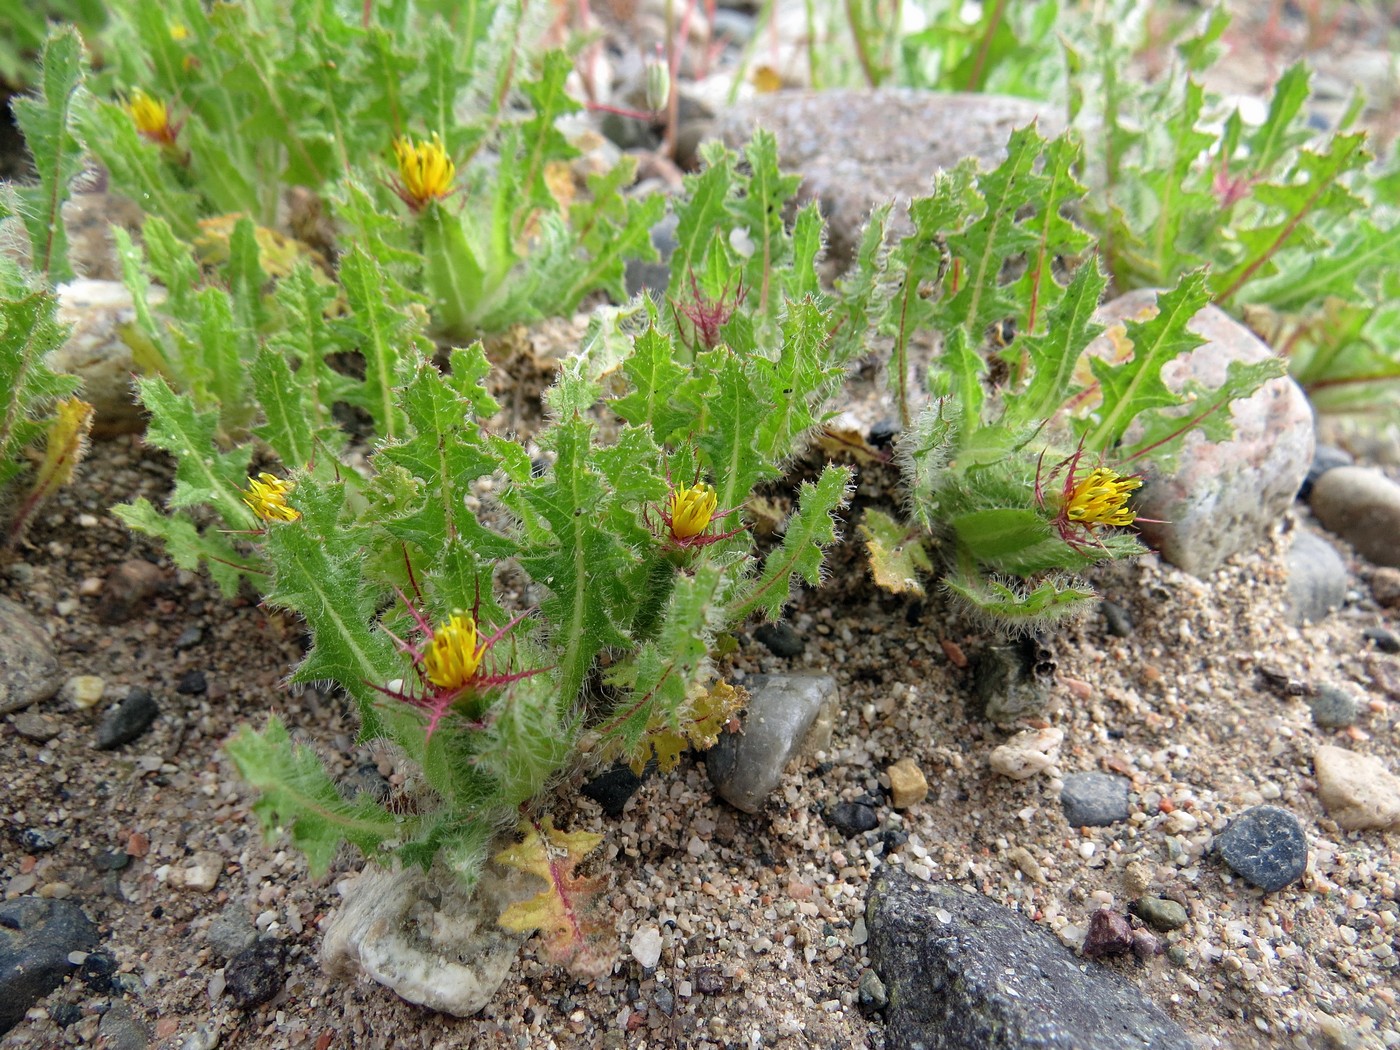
<box><xmin>753</xmin><ymin>621</ymin><xmax>804</xmax><ymax>657</ymax></box>
<box><xmin>1308</xmin><ymin>685</ymin><xmax>1360</xmax><ymax>729</ymax></box>
<box><xmin>94</xmin><ymin>687</ymin><xmax>160</xmax><ymax>750</ymax></box>
<box><xmin>1060</xmin><ymin>773</ymin><xmax>1131</xmax><ymax>827</ymax></box>
<box><xmin>706</xmin><ymin>673</ymin><xmax>838</xmax><ymax>813</ymax></box>
<box><xmin>624</xmin><ymin>213</ymin><xmax>678</xmax><ymax>297</ymax></box>
<box><xmin>50</xmin><ymin>279</ymin><xmax>164</xmax><ymax>436</ymax></box>
<box><xmin>0</xmin><ymin>597</ymin><xmax>62</xmax><ymax>715</ymax></box>
<box><xmin>0</xmin><ymin>897</ymin><xmax>99</xmax><ymax>1034</ymax></box>
<box><xmin>224</xmin><ymin>939</ymin><xmax>285</xmax><ymax>1009</ymax></box>
<box><xmin>1089</xmin><ymin>292</ymin><xmax>1313</xmax><ymax>577</ymax></box>
<box><xmin>1364</xmin><ymin>627</ymin><xmax>1400</xmax><ymax>654</ymax></box>
<box><xmin>828</xmin><ymin>801</ymin><xmax>879</xmax><ymax>837</ymax></box>
<box><xmin>11</xmin><ymin>711</ymin><xmax>60</xmax><ymax>742</ymax></box>
<box><xmin>709</xmin><ymin>91</ymin><xmax>1057</xmax><ymax>262</ymax></box>
<box><xmin>1309</xmin><ymin>467</ymin><xmax>1400</xmax><ymax>569</ymax></box>
<box><xmin>1100</xmin><ymin>601</ymin><xmax>1134</xmax><ymax>638</ymax></box>
<box><xmin>1213</xmin><ymin>805</ymin><xmax>1309</xmax><ymax>892</ymax></box>
<box><xmin>321</xmin><ymin>859</ymin><xmax>536</xmax><ymax>1015</ymax></box>
<box><xmin>1130</xmin><ymin>897</ymin><xmax>1189</xmax><ymax>932</ymax></box>
<box><xmin>1287</xmin><ymin>530</ymin><xmax>1347</xmax><ymax>625</ymax></box>
<box><xmin>857</xmin><ymin>968</ymin><xmax>887</xmax><ymax>1013</ymax></box>
<box><xmin>96</xmin><ymin>1003</ymin><xmax>150</xmax><ymax>1050</ymax></box>
<box><xmin>866</xmin><ymin>868</ymin><xmax>1196</xmax><ymax>1050</ymax></box>
<box><xmin>206</xmin><ymin>907</ymin><xmax>259</xmax><ymax>961</ymax></box>
<box><xmin>975</xmin><ymin>637</ymin><xmax>1054</xmax><ymax>724</ymax></box>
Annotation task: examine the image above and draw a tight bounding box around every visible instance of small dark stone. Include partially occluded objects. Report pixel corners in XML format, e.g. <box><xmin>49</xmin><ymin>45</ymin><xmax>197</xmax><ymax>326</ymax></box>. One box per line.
<box><xmin>581</xmin><ymin>764</ymin><xmax>647</xmax><ymax>819</ymax></box>
<box><xmin>1060</xmin><ymin>773</ymin><xmax>1131</xmax><ymax>827</ymax></box>
<box><xmin>175</xmin><ymin>670</ymin><xmax>207</xmax><ymax>695</ymax></box>
<box><xmin>1287</xmin><ymin>530</ymin><xmax>1348</xmax><ymax>625</ymax></box>
<box><xmin>868</xmin><ymin>419</ymin><xmax>901</xmax><ymax>449</ymax></box>
<box><xmin>0</xmin><ymin>896</ymin><xmax>99</xmax><ymax>1034</ymax></box>
<box><xmin>1214</xmin><ymin>805</ymin><xmax>1309</xmax><ymax>892</ymax></box>
<box><xmin>1363</xmin><ymin>627</ymin><xmax>1400</xmax><ymax>655</ymax></box>
<box><xmin>19</xmin><ymin>828</ymin><xmax>61</xmax><ymax>852</ymax></box>
<box><xmin>10</xmin><ymin>712</ymin><xmax>60</xmax><ymax>742</ymax></box>
<box><xmin>652</xmin><ymin>984</ymin><xmax>675</xmax><ymax>1016</ymax></box>
<box><xmin>1299</xmin><ymin>444</ymin><xmax>1353</xmax><ymax>501</ymax></box>
<box><xmin>1166</xmin><ymin>946</ymin><xmax>1189</xmax><ymax>966</ymax></box>
<box><xmin>50</xmin><ymin>1002</ymin><xmax>82</xmax><ymax>1027</ymax></box>
<box><xmin>1101</xmin><ymin>601</ymin><xmax>1134</xmax><ymax>638</ymax></box>
<box><xmin>975</xmin><ymin>636</ymin><xmax>1055</xmax><ymax>723</ymax></box>
<box><xmin>224</xmin><ymin>939</ymin><xmax>286</xmax><ymax>1009</ymax></box>
<box><xmin>1081</xmin><ymin>909</ymin><xmax>1134</xmax><ymax>959</ymax></box>
<box><xmin>1308</xmin><ymin>685</ymin><xmax>1360</xmax><ymax>729</ymax></box>
<box><xmin>206</xmin><ymin>909</ymin><xmax>259</xmax><ymax>962</ymax></box>
<box><xmin>96</xmin><ymin>560</ymin><xmax>166</xmax><ymax>625</ymax></box>
<box><xmin>878</xmin><ymin>828</ymin><xmax>908</xmax><ymax>854</ymax></box>
<box><xmin>96</xmin><ymin>1003</ymin><xmax>149</xmax><ymax>1050</ymax></box>
<box><xmin>94</xmin><ymin>689</ymin><xmax>160</xmax><ymax>750</ymax></box>
<box><xmin>336</xmin><ymin>763</ymin><xmax>392</xmax><ymax>805</ymax></box>
<box><xmin>173</xmin><ymin>626</ymin><xmax>204</xmax><ymax>651</ymax></box>
<box><xmin>79</xmin><ymin>950</ymin><xmax>118</xmax><ymax>987</ymax></box>
<box><xmin>827</xmin><ymin>802</ymin><xmax>879</xmax><ymax>837</ymax></box>
<box><xmin>110</xmin><ymin>971</ymin><xmax>144</xmax><ymax>996</ymax></box>
<box><xmin>694</xmin><ymin>966</ymin><xmax>724</xmax><ymax>994</ymax></box>
<box><xmin>858</xmin><ymin>968</ymin><xmax>887</xmax><ymax>1013</ymax></box>
<box><xmin>1131</xmin><ymin>930</ymin><xmax>1162</xmax><ymax>960</ymax></box>
<box><xmin>1129</xmin><ymin>897</ymin><xmax>1189</xmax><ymax>932</ymax></box>
<box><xmin>753</xmin><ymin>621</ymin><xmax>804</xmax><ymax>658</ymax></box>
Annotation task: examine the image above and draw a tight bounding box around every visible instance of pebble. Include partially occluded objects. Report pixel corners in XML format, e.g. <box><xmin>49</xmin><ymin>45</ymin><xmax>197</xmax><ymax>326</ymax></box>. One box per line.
<box><xmin>1363</xmin><ymin>626</ymin><xmax>1400</xmax><ymax>655</ymax></box>
<box><xmin>1081</xmin><ymin>909</ymin><xmax>1134</xmax><ymax>959</ymax></box>
<box><xmin>706</xmin><ymin>674</ymin><xmax>838</xmax><ymax>813</ymax></box>
<box><xmin>1059</xmin><ymin>773</ymin><xmax>1131</xmax><ymax>827</ymax></box>
<box><xmin>19</xmin><ymin>828</ymin><xmax>61</xmax><ymax>852</ymax></box>
<box><xmin>10</xmin><ymin>712</ymin><xmax>60</xmax><ymax>742</ymax></box>
<box><xmin>988</xmin><ymin>727</ymin><xmax>1063</xmax><ymax>780</ymax></box>
<box><xmin>94</xmin><ymin>688</ymin><xmax>160</xmax><ymax>750</ymax></box>
<box><xmin>694</xmin><ymin>967</ymin><xmax>723</xmax><ymax>995</ymax></box>
<box><xmin>50</xmin><ymin>279</ymin><xmax>161</xmax><ymax>435</ymax></box>
<box><xmin>1299</xmin><ymin>444</ymin><xmax>1353</xmax><ymax>500</ymax></box>
<box><xmin>96</xmin><ymin>559</ymin><xmax>166</xmax><ymax>625</ymax></box>
<box><xmin>173</xmin><ymin>626</ymin><xmax>204</xmax><ymax>651</ymax></box>
<box><xmin>0</xmin><ymin>896</ymin><xmax>99</xmax><ymax>1034</ymax></box>
<box><xmin>885</xmin><ymin>759</ymin><xmax>928</xmax><ymax>809</ymax></box>
<box><xmin>0</xmin><ymin>597</ymin><xmax>63</xmax><ymax>715</ymax></box>
<box><xmin>1370</xmin><ymin>567</ymin><xmax>1400</xmax><ymax>608</ymax></box>
<box><xmin>1130</xmin><ymin>897</ymin><xmax>1189</xmax><ymax>932</ymax></box>
<box><xmin>857</xmin><ymin>968</ymin><xmax>887</xmax><ymax>1013</ymax></box>
<box><xmin>866</xmin><ymin>868</ymin><xmax>1194</xmax><ymax>1050</ymax></box>
<box><xmin>177</xmin><ymin>852</ymin><xmax>224</xmax><ymax>893</ymax></box>
<box><xmin>176</xmin><ymin>670</ymin><xmax>208</xmax><ymax>695</ymax></box>
<box><xmin>1314</xmin><ymin>744</ymin><xmax>1400</xmax><ymax>831</ymax></box>
<box><xmin>1213</xmin><ymin>805</ymin><xmax>1309</xmax><ymax>892</ymax></box>
<box><xmin>1308</xmin><ymin>685</ymin><xmax>1361</xmax><ymax>728</ymax></box>
<box><xmin>1286</xmin><ymin>530</ymin><xmax>1348</xmax><ymax>625</ymax></box>
<box><xmin>1309</xmin><ymin>466</ymin><xmax>1400</xmax><ymax>568</ymax></box>
<box><xmin>753</xmin><ymin>621</ymin><xmax>805</xmax><ymax>658</ymax></box>
<box><xmin>1089</xmin><ymin>293</ymin><xmax>1314</xmax><ymax>577</ymax></box>
<box><xmin>622</xmin><ymin>214</ymin><xmax>678</xmax><ymax>298</ymax></box>
<box><xmin>96</xmin><ymin>1003</ymin><xmax>151</xmax><ymax>1050</ymax></box>
<box><xmin>630</xmin><ymin>926</ymin><xmax>662</xmax><ymax>970</ymax></box>
<box><xmin>652</xmin><ymin>985</ymin><xmax>675</xmax><ymax>1017</ymax></box>
<box><xmin>224</xmin><ymin>939</ymin><xmax>285</xmax><ymax>1009</ymax></box>
<box><xmin>78</xmin><ymin>949</ymin><xmax>118</xmax><ymax>987</ymax></box>
<box><xmin>1100</xmin><ymin>601</ymin><xmax>1134</xmax><ymax>638</ymax></box>
<box><xmin>580</xmin><ymin>763</ymin><xmax>646</xmax><ymax>819</ymax></box>
<box><xmin>975</xmin><ymin>638</ymin><xmax>1054</xmax><ymax>724</ymax></box>
<box><xmin>827</xmin><ymin>801</ymin><xmax>879</xmax><ymax>837</ymax></box>
<box><xmin>62</xmin><ymin>674</ymin><xmax>106</xmax><ymax>710</ymax></box>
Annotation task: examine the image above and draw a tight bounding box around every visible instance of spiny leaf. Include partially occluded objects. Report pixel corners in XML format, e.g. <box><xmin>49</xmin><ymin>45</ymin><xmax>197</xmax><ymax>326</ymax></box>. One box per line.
<box><xmin>859</xmin><ymin>508</ymin><xmax>932</xmax><ymax>596</ymax></box>
<box><xmin>111</xmin><ymin>497</ymin><xmax>257</xmax><ymax>597</ymax></box>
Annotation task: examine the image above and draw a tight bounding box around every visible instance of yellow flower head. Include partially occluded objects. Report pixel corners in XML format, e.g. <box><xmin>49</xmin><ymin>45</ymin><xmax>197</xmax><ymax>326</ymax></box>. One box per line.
<box><xmin>127</xmin><ymin>89</ymin><xmax>178</xmax><ymax>145</ymax></box>
<box><xmin>668</xmin><ymin>483</ymin><xmax>718</xmax><ymax>541</ymax></box>
<box><xmin>241</xmin><ymin>472</ymin><xmax>300</xmax><ymax>524</ymax></box>
<box><xmin>1065</xmin><ymin>467</ymin><xmax>1141</xmax><ymax>528</ymax></box>
<box><xmin>169</xmin><ymin>22</ymin><xmax>190</xmax><ymax>41</ymax></box>
<box><xmin>424</xmin><ymin>612</ymin><xmax>484</xmax><ymax>690</ymax></box>
<box><xmin>392</xmin><ymin>133</ymin><xmax>455</xmax><ymax>209</ymax></box>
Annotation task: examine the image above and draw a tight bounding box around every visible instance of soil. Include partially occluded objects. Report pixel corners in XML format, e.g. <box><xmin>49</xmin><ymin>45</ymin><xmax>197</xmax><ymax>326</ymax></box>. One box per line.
<box><xmin>3</xmin><ymin>3</ymin><xmax>1400</xmax><ymax>1048</ymax></box>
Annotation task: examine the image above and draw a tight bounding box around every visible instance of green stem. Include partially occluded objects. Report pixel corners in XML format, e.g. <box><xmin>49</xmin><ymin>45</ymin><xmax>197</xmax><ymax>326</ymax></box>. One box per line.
<box><xmin>421</xmin><ymin>202</ymin><xmax>488</xmax><ymax>339</ymax></box>
<box><xmin>630</xmin><ymin>558</ymin><xmax>679</xmax><ymax>644</ymax></box>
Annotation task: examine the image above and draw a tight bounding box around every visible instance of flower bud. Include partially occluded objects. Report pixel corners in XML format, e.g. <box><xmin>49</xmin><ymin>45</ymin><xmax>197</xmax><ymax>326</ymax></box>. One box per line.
<box><xmin>644</xmin><ymin>55</ymin><xmax>670</xmax><ymax>113</ymax></box>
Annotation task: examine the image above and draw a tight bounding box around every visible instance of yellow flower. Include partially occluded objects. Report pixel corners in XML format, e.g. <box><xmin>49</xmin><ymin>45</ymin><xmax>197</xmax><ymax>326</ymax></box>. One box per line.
<box><xmin>668</xmin><ymin>483</ymin><xmax>718</xmax><ymax>541</ymax></box>
<box><xmin>423</xmin><ymin>612</ymin><xmax>484</xmax><ymax>690</ymax></box>
<box><xmin>169</xmin><ymin>22</ymin><xmax>190</xmax><ymax>41</ymax></box>
<box><xmin>241</xmin><ymin>472</ymin><xmax>300</xmax><ymax>524</ymax></box>
<box><xmin>127</xmin><ymin>89</ymin><xmax>178</xmax><ymax>145</ymax></box>
<box><xmin>1065</xmin><ymin>467</ymin><xmax>1140</xmax><ymax>528</ymax></box>
<box><xmin>392</xmin><ymin>133</ymin><xmax>455</xmax><ymax>209</ymax></box>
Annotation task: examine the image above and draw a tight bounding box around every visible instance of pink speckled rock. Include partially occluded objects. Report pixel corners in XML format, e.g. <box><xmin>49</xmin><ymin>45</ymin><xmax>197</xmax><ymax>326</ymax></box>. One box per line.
<box><xmin>1089</xmin><ymin>291</ymin><xmax>1314</xmax><ymax>577</ymax></box>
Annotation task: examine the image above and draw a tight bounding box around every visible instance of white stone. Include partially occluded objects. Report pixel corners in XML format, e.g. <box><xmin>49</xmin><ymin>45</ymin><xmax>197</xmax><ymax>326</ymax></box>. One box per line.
<box><xmin>1315</xmin><ymin>745</ymin><xmax>1400</xmax><ymax>831</ymax></box>
<box><xmin>989</xmin><ymin>727</ymin><xmax>1065</xmax><ymax>780</ymax></box>
<box><xmin>631</xmin><ymin>926</ymin><xmax>663</xmax><ymax>969</ymax></box>
<box><xmin>62</xmin><ymin>675</ymin><xmax>105</xmax><ymax>710</ymax></box>
<box><xmin>178</xmin><ymin>851</ymin><xmax>224</xmax><ymax>892</ymax></box>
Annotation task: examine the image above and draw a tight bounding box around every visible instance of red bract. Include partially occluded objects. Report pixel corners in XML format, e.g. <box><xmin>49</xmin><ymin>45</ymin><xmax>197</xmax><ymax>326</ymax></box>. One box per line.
<box><xmin>1034</xmin><ymin>444</ymin><xmax>1142</xmax><ymax>554</ymax></box>
<box><xmin>671</xmin><ymin>270</ymin><xmax>746</xmax><ymax>351</ymax></box>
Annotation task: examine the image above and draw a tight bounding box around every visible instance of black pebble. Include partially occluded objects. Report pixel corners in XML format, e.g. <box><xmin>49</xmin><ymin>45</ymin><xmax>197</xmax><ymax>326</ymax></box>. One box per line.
<box><xmin>176</xmin><ymin>670</ymin><xmax>207</xmax><ymax>695</ymax></box>
<box><xmin>1214</xmin><ymin>805</ymin><xmax>1309</xmax><ymax>892</ymax></box>
<box><xmin>0</xmin><ymin>897</ymin><xmax>99</xmax><ymax>1034</ymax></box>
<box><xmin>1101</xmin><ymin>601</ymin><xmax>1135</xmax><ymax>638</ymax></box>
<box><xmin>695</xmin><ymin>966</ymin><xmax>724</xmax><ymax>994</ymax></box>
<box><xmin>754</xmin><ymin>622</ymin><xmax>804</xmax><ymax>658</ymax></box>
<box><xmin>94</xmin><ymin>689</ymin><xmax>160</xmax><ymax>750</ymax></box>
<box><xmin>224</xmin><ymin>939</ymin><xmax>286</xmax><ymax>1009</ymax></box>
<box><xmin>1363</xmin><ymin>627</ymin><xmax>1400</xmax><ymax>655</ymax></box>
<box><xmin>50</xmin><ymin>1002</ymin><xmax>82</xmax><ymax>1027</ymax></box>
<box><xmin>93</xmin><ymin>850</ymin><xmax>130</xmax><ymax>872</ymax></box>
<box><xmin>868</xmin><ymin>419</ymin><xmax>901</xmax><ymax>449</ymax></box>
<box><xmin>173</xmin><ymin>626</ymin><xmax>204</xmax><ymax>651</ymax></box>
<box><xmin>581</xmin><ymin>764</ymin><xmax>647</xmax><ymax>819</ymax></box>
<box><xmin>79</xmin><ymin>950</ymin><xmax>118</xmax><ymax>988</ymax></box>
<box><xmin>652</xmin><ymin>985</ymin><xmax>676</xmax><ymax>1016</ymax></box>
<box><xmin>827</xmin><ymin>802</ymin><xmax>879</xmax><ymax>837</ymax></box>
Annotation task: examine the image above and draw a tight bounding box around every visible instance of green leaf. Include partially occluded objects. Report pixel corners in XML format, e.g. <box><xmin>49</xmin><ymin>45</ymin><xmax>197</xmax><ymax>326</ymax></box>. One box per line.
<box><xmin>0</xmin><ymin>281</ymin><xmax>80</xmax><ymax>492</ymax></box>
<box><xmin>1003</xmin><ymin>260</ymin><xmax>1108</xmax><ymax>428</ymax></box>
<box><xmin>610</xmin><ymin>325</ymin><xmax>690</xmax><ymax>440</ymax></box>
<box><xmin>12</xmin><ymin>28</ymin><xmax>86</xmax><ymax>283</ymax></box>
<box><xmin>727</xmin><ymin>464</ymin><xmax>851</xmax><ymax>623</ymax></box>
<box><xmin>228</xmin><ymin>717</ymin><xmax>403</xmax><ymax>878</ymax></box>
<box><xmin>336</xmin><ymin>247</ymin><xmax>427</xmax><ymax>442</ymax></box>
<box><xmin>111</xmin><ymin>496</ymin><xmax>258</xmax><ymax>597</ymax></box>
